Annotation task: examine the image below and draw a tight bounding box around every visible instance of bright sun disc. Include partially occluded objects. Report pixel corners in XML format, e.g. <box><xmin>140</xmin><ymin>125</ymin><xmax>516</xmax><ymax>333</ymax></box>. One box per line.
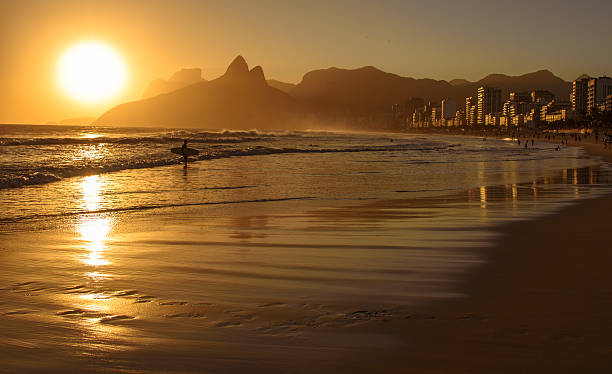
<box><xmin>58</xmin><ymin>41</ymin><xmax>127</xmax><ymax>102</ymax></box>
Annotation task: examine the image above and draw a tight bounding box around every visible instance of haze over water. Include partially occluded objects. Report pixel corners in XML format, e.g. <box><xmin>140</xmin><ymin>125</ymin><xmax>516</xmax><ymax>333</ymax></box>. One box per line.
<box><xmin>1</xmin><ymin>125</ymin><xmax>611</xmax><ymax>372</ymax></box>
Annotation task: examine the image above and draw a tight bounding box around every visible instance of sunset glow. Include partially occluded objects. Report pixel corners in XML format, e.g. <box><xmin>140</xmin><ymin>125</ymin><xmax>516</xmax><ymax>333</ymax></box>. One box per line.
<box><xmin>3</xmin><ymin>1</ymin><xmax>612</xmax><ymax>372</ymax></box>
<box><xmin>58</xmin><ymin>41</ymin><xmax>127</xmax><ymax>103</ymax></box>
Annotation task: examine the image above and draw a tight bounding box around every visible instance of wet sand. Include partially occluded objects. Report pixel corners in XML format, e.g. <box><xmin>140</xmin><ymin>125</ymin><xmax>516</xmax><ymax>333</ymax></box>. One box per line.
<box><xmin>355</xmin><ymin>192</ymin><xmax>612</xmax><ymax>373</ymax></box>
<box><xmin>353</xmin><ymin>142</ymin><xmax>612</xmax><ymax>373</ymax></box>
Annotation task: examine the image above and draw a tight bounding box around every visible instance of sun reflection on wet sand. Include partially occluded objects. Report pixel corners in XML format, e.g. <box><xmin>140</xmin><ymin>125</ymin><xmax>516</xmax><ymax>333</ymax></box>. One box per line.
<box><xmin>76</xmin><ymin>175</ymin><xmax>115</xmax><ymax>266</ymax></box>
<box><xmin>78</xmin><ymin>216</ymin><xmax>113</xmax><ymax>266</ymax></box>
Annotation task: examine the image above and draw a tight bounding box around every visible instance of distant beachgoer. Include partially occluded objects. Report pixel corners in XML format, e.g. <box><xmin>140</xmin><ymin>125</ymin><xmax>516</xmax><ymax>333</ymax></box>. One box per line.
<box><xmin>518</xmin><ymin>139</ymin><xmax>521</xmax><ymax>145</ymax></box>
<box><xmin>524</xmin><ymin>143</ymin><xmax>527</xmax><ymax>148</ymax></box>
<box><xmin>556</xmin><ymin>146</ymin><xmax>560</xmax><ymax>151</ymax></box>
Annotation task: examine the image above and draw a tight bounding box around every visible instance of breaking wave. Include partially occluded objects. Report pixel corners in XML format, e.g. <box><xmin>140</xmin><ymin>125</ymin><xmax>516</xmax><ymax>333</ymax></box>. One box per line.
<box><xmin>0</xmin><ymin>142</ymin><xmax>453</xmax><ymax>190</ymax></box>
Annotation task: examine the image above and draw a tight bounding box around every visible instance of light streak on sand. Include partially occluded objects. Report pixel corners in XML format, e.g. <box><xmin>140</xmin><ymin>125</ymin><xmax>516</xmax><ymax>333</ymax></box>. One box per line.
<box><xmin>78</xmin><ymin>216</ymin><xmax>113</xmax><ymax>266</ymax></box>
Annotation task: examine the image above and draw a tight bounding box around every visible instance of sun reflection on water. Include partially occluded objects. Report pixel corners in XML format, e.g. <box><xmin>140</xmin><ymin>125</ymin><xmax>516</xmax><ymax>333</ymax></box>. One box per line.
<box><xmin>81</xmin><ymin>133</ymin><xmax>103</xmax><ymax>139</ymax></box>
<box><xmin>81</xmin><ymin>175</ymin><xmax>103</xmax><ymax>211</ymax></box>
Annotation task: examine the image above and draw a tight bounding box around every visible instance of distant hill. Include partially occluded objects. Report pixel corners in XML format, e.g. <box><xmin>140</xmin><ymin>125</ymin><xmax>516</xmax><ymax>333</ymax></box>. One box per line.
<box><xmin>266</xmin><ymin>79</ymin><xmax>296</xmax><ymax>93</ymax></box>
<box><xmin>290</xmin><ymin>66</ymin><xmax>572</xmax><ymax>123</ymax></box>
<box><xmin>449</xmin><ymin>79</ymin><xmax>470</xmax><ymax>86</ymax></box>
<box><xmin>95</xmin><ymin>56</ymin><xmax>312</xmax><ymax>129</ymax></box>
<box><xmin>291</xmin><ymin>65</ymin><xmax>457</xmax><ymax>121</ymax></box>
<box><xmin>142</xmin><ymin>68</ymin><xmax>205</xmax><ymax>99</ymax></box>
<box><xmin>472</xmin><ymin>70</ymin><xmax>571</xmax><ymax>100</ymax></box>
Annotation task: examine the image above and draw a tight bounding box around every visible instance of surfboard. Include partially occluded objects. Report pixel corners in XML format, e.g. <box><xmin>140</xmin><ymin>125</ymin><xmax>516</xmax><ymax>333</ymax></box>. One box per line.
<box><xmin>171</xmin><ymin>147</ymin><xmax>199</xmax><ymax>156</ymax></box>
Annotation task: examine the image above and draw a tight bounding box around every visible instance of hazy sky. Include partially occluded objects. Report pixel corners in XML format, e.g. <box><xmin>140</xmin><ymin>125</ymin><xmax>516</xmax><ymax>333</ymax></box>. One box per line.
<box><xmin>1</xmin><ymin>0</ymin><xmax>611</xmax><ymax>123</ymax></box>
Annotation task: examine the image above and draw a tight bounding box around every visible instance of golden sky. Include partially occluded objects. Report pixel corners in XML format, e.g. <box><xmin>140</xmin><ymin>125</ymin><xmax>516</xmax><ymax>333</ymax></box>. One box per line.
<box><xmin>1</xmin><ymin>0</ymin><xmax>611</xmax><ymax>124</ymax></box>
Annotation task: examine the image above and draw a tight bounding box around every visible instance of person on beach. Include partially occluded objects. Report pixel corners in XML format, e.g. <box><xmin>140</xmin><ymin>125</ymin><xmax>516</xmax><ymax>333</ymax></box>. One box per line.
<box><xmin>181</xmin><ymin>139</ymin><xmax>189</xmax><ymax>166</ymax></box>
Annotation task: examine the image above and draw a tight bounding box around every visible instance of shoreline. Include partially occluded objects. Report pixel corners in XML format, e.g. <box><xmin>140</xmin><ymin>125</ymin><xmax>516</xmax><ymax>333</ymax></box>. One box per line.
<box><xmin>351</xmin><ymin>137</ymin><xmax>612</xmax><ymax>372</ymax></box>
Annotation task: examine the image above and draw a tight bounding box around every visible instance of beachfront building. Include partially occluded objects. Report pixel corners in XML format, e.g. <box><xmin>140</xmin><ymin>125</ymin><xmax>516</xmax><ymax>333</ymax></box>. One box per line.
<box><xmin>454</xmin><ymin>109</ymin><xmax>464</xmax><ymax>126</ymax></box>
<box><xmin>431</xmin><ymin>106</ymin><xmax>442</xmax><ymax>126</ymax></box>
<box><xmin>441</xmin><ymin>98</ymin><xmax>456</xmax><ymax>122</ymax></box>
<box><xmin>605</xmin><ymin>94</ymin><xmax>612</xmax><ymax>113</ymax></box>
<box><xmin>531</xmin><ymin>90</ymin><xmax>555</xmax><ymax>104</ymax></box>
<box><xmin>407</xmin><ymin>97</ymin><xmax>425</xmax><ymax>114</ymax></box>
<box><xmin>587</xmin><ymin>77</ymin><xmax>612</xmax><ymax>115</ymax></box>
<box><xmin>465</xmin><ymin>96</ymin><xmax>477</xmax><ymax>127</ymax></box>
<box><xmin>571</xmin><ymin>77</ymin><xmax>590</xmax><ymax>119</ymax></box>
<box><xmin>510</xmin><ymin>91</ymin><xmax>530</xmax><ymax>103</ymax></box>
<box><xmin>403</xmin><ymin>97</ymin><xmax>426</xmax><ymax>127</ymax></box>
<box><xmin>505</xmin><ymin>91</ymin><xmax>532</xmax><ymax>121</ymax></box>
<box><xmin>485</xmin><ymin>114</ymin><xmax>508</xmax><ymax>127</ymax></box>
<box><xmin>541</xmin><ymin>100</ymin><xmax>572</xmax><ymax>123</ymax></box>
<box><xmin>477</xmin><ymin>86</ymin><xmax>502</xmax><ymax>125</ymax></box>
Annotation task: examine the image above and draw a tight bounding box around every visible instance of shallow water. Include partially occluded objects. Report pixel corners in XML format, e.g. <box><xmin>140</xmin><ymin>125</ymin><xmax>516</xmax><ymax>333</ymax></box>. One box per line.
<box><xmin>1</xmin><ymin>125</ymin><xmax>611</xmax><ymax>372</ymax></box>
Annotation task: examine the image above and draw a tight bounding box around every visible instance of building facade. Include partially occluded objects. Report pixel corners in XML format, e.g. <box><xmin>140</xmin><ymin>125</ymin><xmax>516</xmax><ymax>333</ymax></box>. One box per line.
<box><xmin>531</xmin><ymin>90</ymin><xmax>555</xmax><ymax>104</ymax></box>
<box><xmin>587</xmin><ymin>77</ymin><xmax>612</xmax><ymax>115</ymax></box>
<box><xmin>571</xmin><ymin>77</ymin><xmax>590</xmax><ymax>118</ymax></box>
<box><xmin>477</xmin><ymin>86</ymin><xmax>502</xmax><ymax>125</ymax></box>
<box><xmin>465</xmin><ymin>96</ymin><xmax>477</xmax><ymax>126</ymax></box>
<box><xmin>441</xmin><ymin>98</ymin><xmax>457</xmax><ymax>120</ymax></box>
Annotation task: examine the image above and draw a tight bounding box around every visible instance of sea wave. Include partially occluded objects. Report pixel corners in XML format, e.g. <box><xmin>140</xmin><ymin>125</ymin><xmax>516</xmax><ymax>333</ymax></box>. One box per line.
<box><xmin>0</xmin><ymin>142</ymin><xmax>453</xmax><ymax>190</ymax></box>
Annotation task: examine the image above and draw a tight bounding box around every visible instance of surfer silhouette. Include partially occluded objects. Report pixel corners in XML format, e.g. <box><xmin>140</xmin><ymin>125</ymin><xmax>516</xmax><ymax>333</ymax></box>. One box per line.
<box><xmin>171</xmin><ymin>139</ymin><xmax>199</xmax><ymax>167</ymax></box>
<box><xmin>181</xmin><ymin>139</ymin><xmax>188</xmax><ymax>166</ymax></box>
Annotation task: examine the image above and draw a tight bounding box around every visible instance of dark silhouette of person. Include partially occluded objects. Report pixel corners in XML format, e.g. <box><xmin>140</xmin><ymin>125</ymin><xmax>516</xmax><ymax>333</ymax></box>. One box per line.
<box><xmin>181</xmin><ymin>139</ymin><xmax>188</xmax><ymax>166</ymax></box>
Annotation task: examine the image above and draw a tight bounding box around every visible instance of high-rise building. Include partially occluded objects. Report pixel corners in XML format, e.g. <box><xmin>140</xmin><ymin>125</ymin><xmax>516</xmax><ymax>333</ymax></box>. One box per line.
<box><xmin>531</xmin><ymin>90</ymin><xmax>555</xmax><ymax>104</ymax></box>
<box><xmin>477</xmin><ymin>86</ymin><xmax>502</xmax><ymax>125</ymax></box>
<box><xmin>441</xmin><ymin>98</ymin><xmax>457</xmax><ymax>120</ymax></box>
<box><xmin>465</xmin><ymin>96</ymin><xmax>477</xmax><ymax>126</ymax></box>
<box><xmin>606</xmin><ymin>94</ymin><xmax>612</xmax><ymax>113</ymax></box>
<box><xmin>571</xmin><ymin>77</ymin><xmax>590</xmax><ymax>118</ymax></box>
<box><xmin>587</xmin><ymin>77</ymin><xmax>612</xmax><ymax>115</ymax></box>
<box><xmin>509</xmin><ymin>91</ymin><xmax>530</xmax><ymax>103</ymax></box>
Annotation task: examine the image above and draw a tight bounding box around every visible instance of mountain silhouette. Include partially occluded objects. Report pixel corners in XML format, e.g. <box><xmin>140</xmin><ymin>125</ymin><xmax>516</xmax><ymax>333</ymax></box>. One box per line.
<box><xmin>449</xmin><ymin>79</ymin><xmax>471</xmax><ymax>86</ymax></box>
<box><xmin>266</xmin><ymin>79</ymin><xmax>296</xmax><ymax>93</ymax></box>
<box><xmin>142</xmin><ymin>68</ymin><xmax>205</xmax><ymax>99</ymax></box>
<box><xmin>291</xmin><ymin>65</ymin><xmax>457</xmax><ymax>120</ymax></box>
<box><xmin>96</xmin><ymin>57</ymin><xmax>573</xmax><ymax>130</ymax></box>
<box><xmin>290</xmin><ymin>66</ymin><xmax>571</xmax><ymax>123</ymax></box>
<box><xmin>472</xmin><ymin>70</ymin><xmax>570</xmax><ymax>99</ymax></box>
<box><xmin>95</xmin><ymin>56</ymin><xmax>311</xmax><ymax>129</ymax></box>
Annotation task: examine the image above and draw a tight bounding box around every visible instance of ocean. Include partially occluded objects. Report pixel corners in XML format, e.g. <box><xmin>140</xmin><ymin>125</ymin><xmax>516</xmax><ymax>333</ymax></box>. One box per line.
<box><xmin>1</xmin><ymin>124</ymin><xmax>611</xmax><ymax>372</ymax></box>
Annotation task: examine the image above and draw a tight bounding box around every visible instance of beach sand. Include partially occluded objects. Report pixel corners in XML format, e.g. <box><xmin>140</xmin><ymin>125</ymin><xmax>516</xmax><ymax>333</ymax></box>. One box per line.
<box><xmin>349</xmin><ymin>140</ymin><xmax>612</xmax><ymax>373</ymax></box>
<box><xmin>1</xmin><ymin>140</ymin><xmax>611</xmax><ymax>373</ymax></box>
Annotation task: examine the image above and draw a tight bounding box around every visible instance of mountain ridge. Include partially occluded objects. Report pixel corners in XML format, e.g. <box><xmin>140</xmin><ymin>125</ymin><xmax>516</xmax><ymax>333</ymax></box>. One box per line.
<box><xmin>95</xmin><ymin>56</ymin><xmax>312</xmax><ymax>129</ymax></box>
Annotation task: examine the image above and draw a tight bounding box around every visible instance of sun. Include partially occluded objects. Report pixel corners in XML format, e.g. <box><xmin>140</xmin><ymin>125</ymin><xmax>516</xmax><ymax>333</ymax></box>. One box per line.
<box><xmin>58</xmin><ymin>41</ymin><xmax>127</xmax><ymax>103</ymax></box>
